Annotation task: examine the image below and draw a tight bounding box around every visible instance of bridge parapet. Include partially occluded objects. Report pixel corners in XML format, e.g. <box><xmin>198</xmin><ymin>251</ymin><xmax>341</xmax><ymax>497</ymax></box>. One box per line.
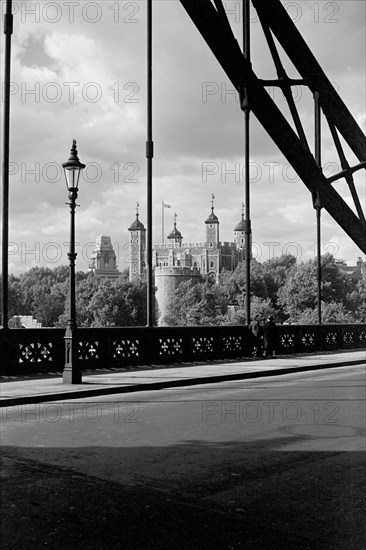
<box><xmin>0</xmin><ymin>324</ymin><xmax>365</xmax><ymax>376</ymax></box>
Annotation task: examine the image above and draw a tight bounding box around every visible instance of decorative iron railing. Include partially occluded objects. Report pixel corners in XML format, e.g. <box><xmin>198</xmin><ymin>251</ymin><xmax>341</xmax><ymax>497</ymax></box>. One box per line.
<box><xmin>0</xmin><ymin>324</ymin><xmax>365</xmax><ymax>375</ymax></box>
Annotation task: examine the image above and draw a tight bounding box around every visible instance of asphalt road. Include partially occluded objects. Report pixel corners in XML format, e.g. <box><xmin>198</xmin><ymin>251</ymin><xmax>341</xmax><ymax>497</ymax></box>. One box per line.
<box><xmin>1</xmin><ymin>365</ymin><xmax>365</xmax><ymax>549</ymax></box>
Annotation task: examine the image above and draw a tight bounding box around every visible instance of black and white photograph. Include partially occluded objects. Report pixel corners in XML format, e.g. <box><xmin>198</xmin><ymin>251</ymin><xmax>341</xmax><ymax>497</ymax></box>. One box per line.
<box><xmin>1</xmin><ymin>1</ymin><xmax>365</xmax><ymax>548</ymax></box>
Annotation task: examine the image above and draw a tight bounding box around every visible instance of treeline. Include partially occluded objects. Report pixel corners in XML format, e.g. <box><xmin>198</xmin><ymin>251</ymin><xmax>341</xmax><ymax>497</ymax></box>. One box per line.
<box><xmin>2</xmin><ymin>253</ymin><xmax>365</xmax><ymax>327</ymax></box>
<box><xmin>4</xmin><ymin>266</ymin><xmax>149</xmax><ymax>328</ymax></box>
<box><xmin>163</xmin><ymin>254</ymin><xmax>365</xmax><ymax>326</ymax></box>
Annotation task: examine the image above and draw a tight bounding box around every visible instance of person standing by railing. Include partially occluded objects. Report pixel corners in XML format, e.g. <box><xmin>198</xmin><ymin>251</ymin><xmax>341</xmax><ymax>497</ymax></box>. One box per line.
<box><xmin>263</xmin><ymin>316</ymin><xmax>279</xmax><ymax>359</ymax></box>
<box><xmin>250</xmin><ymin>315</ymin><xmax>264</xmax><ymax>358</ymax></box>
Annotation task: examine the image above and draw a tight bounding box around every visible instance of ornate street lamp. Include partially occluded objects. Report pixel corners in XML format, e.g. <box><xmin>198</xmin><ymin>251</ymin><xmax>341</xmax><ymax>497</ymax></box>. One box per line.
<box><xmin>62</xmin><ymin>140</ymin><xmax>85</xmax><ymax>384</ymax></box>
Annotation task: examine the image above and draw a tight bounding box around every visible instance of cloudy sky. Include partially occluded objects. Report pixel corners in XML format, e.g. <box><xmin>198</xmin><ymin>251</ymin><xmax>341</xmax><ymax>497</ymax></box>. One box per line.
<box><xmin>1</xmin><ymin>0</ymin><xmax>365</xmax><ymax>275</ymax></box>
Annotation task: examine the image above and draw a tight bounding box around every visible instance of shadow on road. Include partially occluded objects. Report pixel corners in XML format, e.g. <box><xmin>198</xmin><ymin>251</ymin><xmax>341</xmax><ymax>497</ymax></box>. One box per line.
<box><xmin>1</xmin><ymin>434</ymin><xmax>365</xmax><ymax>549</ymax></box>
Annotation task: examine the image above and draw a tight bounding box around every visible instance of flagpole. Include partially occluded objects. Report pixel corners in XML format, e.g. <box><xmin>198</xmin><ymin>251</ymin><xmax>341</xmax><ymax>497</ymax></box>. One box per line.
<box><xmin>162</xmin><ymin>201</ymin><xmax>164</xmax><ymax>244</ymax></box>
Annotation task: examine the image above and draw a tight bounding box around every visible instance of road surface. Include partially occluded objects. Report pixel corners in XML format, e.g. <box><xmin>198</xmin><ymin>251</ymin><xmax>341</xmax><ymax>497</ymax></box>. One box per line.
<box><xmin>1</xmin><ymin>365</ymin><xmax>365</xmax><ymax>549</ymax></box>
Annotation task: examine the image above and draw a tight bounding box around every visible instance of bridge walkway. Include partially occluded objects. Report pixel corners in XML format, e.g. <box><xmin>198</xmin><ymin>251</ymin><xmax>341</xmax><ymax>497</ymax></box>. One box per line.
<box><xmin>1</xmin><ymin>349</ymin><xmax>364</xmax><ymax>408</ymax></box>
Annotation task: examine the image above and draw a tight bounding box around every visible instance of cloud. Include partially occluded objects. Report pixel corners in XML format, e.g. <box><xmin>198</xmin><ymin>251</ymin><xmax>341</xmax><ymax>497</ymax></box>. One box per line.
<box><xmin>4</xmin><ymin>0</ymin><xmax>365</xmax><ymax>275</ymax></box>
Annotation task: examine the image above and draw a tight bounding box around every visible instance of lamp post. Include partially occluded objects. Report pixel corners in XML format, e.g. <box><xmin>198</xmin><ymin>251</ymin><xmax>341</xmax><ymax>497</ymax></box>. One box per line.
<box><xmin>62</xmin><ymin>140</ymin><xmax>85</xmax><ymax>384</ymax></box>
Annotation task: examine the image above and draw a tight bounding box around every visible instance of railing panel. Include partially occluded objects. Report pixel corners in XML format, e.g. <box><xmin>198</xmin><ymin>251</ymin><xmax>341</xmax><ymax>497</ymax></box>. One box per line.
<box><xmin>357</xmin><ymin>326</ymin><xmax>366</xmax><ymax>348</ymax></box>
<box><xmin>278</xmin><ymin>325</ymin><xmax>299</xmax><ymax>354</ymax></box>
<box><xmin>321</xmin><ymin>325</ymin><xmax>341</xmax><ymax>350</ymax></box>
<box><xmin>1</xmin><ymin>329</ymin><xmax>64</xmax><ymax>374</ymax></box>
<box><xmin>112</xmin><ymin>337</ymin><xmax>142</xmax><ymax>362</ymax></box>
<box><xmin>192</xmin><ymin>330</ymin><xmax>215</xmax><ymax>361</ymax></box>
<box><xmin>153</xmin><ymin>327</ymin><xmax>185</xmax><ymax>364</ymax></box>
<box><xmin>0</xmin><ymin>324</ymin><xmax>365</xmax><ymax>376</ymax></box>
<box><xmin>77</xmin><ymin>328</ymin><xmax>148</xmax><ymax>368</ymax></box>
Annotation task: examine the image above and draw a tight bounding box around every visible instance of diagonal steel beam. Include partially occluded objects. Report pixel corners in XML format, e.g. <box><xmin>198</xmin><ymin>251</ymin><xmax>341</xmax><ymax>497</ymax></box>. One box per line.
<box><xmin>179</xmin><ymin>0</ymin><xmax>366</xmax><ymax>254</ymax></box>
<box><xmin>252</xmin><ymin>0</ymin><xmax>366</xmax><ymax>164</ymax></box>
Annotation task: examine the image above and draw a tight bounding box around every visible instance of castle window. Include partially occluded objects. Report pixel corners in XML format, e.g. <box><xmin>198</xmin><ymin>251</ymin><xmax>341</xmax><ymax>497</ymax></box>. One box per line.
<box><xmin>210</xmin><ymin>261</ymin><xmax>214</xmax><ymax>268</ymax></box>
<box><xmin>209</xmin><ymin>243</ymin><xmax>213</xmax><ymax>247</ymax></box>
<box><xmin>142</xmin><ymin>261</ymin><xmax>146</xmax><ymax>268</ymax></box>
<box><xmin>209</xmin><ymin>224</ymin><xmax>213</xmax><ymax>228</ymax></box>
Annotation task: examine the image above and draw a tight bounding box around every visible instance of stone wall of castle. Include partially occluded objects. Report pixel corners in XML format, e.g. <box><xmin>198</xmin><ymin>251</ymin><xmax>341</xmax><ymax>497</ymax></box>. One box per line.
<box><xmin>155</xmin><ymin>266</ymin><xmax>201</xmax><ymax>325</ymax></box>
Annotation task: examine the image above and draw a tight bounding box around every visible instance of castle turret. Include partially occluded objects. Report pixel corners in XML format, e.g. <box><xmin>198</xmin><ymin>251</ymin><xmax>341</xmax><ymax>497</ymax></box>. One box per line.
<box><xmin>128</xmin><ymin>203</ymin><xmax>146</xmax><ymax>281</ymax></box>
<box><xmin>234</xmin><ymin>204</ymin><xmax>246</xmax><ymax>250</ymax></box>
<box><xmin>167</xmin><ymin>213</ymin><xmax>183</xmax><ymax>246</ymax></box>
<box><xmin>205</xmin><ymin>194</ymin><xmax>219</xmax><ymax>247</ymax></box>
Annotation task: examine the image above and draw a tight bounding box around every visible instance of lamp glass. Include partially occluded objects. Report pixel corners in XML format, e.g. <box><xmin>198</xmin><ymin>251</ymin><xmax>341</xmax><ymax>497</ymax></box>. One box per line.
<box><xmin>64</xmin><ymin>166</ymin><xmax>81</xmax><ymax>190</ymax></box>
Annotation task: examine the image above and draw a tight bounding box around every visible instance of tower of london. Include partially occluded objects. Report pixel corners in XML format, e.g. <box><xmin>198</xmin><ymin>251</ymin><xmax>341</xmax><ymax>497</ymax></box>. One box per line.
<box><xmin>128</xmin><ymin>199</ymin><xmax>246</xmax><ymax>323</ymax></box>
<box><xmin>89</xmin><ymin>198</ymin><xmax>247</xmax><ymax>324</ymax></box>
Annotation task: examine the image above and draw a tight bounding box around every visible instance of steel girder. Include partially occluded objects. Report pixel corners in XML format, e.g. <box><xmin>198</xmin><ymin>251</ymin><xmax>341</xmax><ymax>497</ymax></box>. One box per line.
<box><xmin>179</xmin><ymin>0</ymin><xmax>366</xmax><ymax>254</ymax></box>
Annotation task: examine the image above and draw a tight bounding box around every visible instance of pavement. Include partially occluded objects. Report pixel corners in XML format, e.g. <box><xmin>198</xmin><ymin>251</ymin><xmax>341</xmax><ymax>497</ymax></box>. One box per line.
<box><xmin>1</xmin><ymin>349</ymin><xmax>365</xmax><ymax>407</ymax></box>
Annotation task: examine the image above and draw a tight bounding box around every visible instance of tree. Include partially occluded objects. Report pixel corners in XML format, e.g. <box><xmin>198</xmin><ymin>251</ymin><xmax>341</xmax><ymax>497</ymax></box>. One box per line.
<box><xmin>56</xmin><ymin>275</ymin><xmax>149</xmax><ymax>328</ymax></box>
<box><xmin>6</xmin><ymin>267</ymin><xmax>71</xmax><ymax>326</ymax></box>
<box><xmin>223</xmin><ymin>296</ymin><xmax>277</xmax><ymax>326</ymax></box>
<box><xmin>218</xmin><ymin>257</ymin><xmax>296</xmax><ymax>323</ymax></box>
<box><xmin>347</xmin><ymin>278</ymin><xmax>366</xmax><ymax>322</ymax></box>
<box><xmin>277</xmin><ymin>254</ymin><xmax>358</xmax><ymax>323</ymax></box>
<box><xmin>221</xmin><ymin>260</ymin><xmax>272</xmax><ymax>302</ymax></box>
<box><xmin>124</xmin><ymin>279</ymin><xmax>148</xmax><ymax>325</ymax></box>
<box><xmin>6</xmin><ymin>274</ymin><xmax>22</xmax><ymax>318</ymax></box>
<box><xmin>261</xmin><ymin>255</ymin><xmax>297</xmax><ymax>306</ymax></box>
<box><xmin>84</xmin><ymin>278</ymin><xmax>148</xmax><ymax>327</ymax></box>
<box><xmin>86</xmin><ymin>280</ymin><xmax>133</xmax><ymax>327</ymax></box>
<box><xmin>319</xmin><ymin>254</ymin><xmax>356</xmax><ymax>306</ymax></box>
<box><xmin>163</xmin><ymin>279</ymin><xmax>228</xmax><ymax>326</ymax></box>
<box><xmin>296</xmin><ymin>302</ymin><xmax>354</xmax><ymax>324</ymax></box>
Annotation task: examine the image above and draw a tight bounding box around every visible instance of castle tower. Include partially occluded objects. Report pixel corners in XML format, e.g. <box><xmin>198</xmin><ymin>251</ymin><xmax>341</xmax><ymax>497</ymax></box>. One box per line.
<box><xmin>89</xmin><ymin>235</ymin><xmax>120</xmax><ymax>278</ymax></box>
<box><xmin>128</xmin><ymin>203</ymin><xmax>146</xmax><ymax>282</ymax></box>
<box><xmin>155</xmin><ymin>265</ymin><xmax>201</xmax><ymax>325</ymax></box>
<box><xmin>234</xmin><ymin>203</ymin><xmax>246</xmax><ymax>250</ymax></box>
<box><xmin>205</xmin><ymin>194</ymin><xmax>219</xmax><ymax>247</ymax></box>
<box><xmin>167</xmin><ymin>212</ymin><xmax>183</xmax><ymax>246</ymax></box>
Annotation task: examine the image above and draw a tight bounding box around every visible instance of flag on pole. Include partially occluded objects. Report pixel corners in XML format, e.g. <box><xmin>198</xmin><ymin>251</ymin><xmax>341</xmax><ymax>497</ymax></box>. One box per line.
<box><xmin>161</xmin><ymin>202</ymin><xmax>171</xmax><ymax>243</ymax></box>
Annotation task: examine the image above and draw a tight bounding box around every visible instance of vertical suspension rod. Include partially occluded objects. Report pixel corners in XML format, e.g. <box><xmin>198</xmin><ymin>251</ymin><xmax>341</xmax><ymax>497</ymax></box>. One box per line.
<box><xmin>2</xmin><ymin>0</ymin><xmax>13</xmax><ymax>330</ymax></box>
<box><xmin>243</xmin><ymin>0</ymin><xmax>251</xmax><ymax>325</ymax></box>
<box><xmin>146</xmin><ymin>0</ymin><xmax>154</xmax><ymax>326</ymax></box>
<box><xmin>314</xmin><ymin>92</ymin><xmax>322</xmax><ymax>324</ymax></box>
